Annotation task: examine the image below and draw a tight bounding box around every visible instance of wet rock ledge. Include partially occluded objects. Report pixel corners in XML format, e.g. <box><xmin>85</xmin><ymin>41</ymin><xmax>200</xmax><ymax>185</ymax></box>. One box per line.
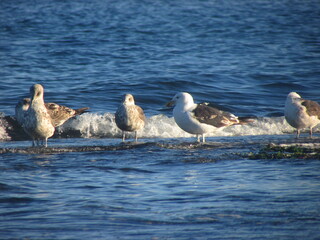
<box><xmin>246</xmin><ymin>142</ymin><xmax>320</xmax><ymax>160</ymax></box>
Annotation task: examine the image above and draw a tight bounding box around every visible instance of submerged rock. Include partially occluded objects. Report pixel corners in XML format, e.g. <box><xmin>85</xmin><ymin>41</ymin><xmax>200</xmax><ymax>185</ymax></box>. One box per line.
<box><xmin>0</xmin><ymin>115</ymin><xmax>29</xmax><ymax>141</ymax></box>
<box><xmin>246</xmin><ymin>142</ymin><xmax>320</xmax><ymax>160</ymax></box>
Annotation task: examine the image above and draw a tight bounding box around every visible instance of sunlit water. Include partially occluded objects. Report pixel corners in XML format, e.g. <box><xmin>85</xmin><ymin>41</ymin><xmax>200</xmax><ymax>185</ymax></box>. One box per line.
<box><xmin>1</xmin><ymin>0</ymin><xmax>320</xmax><ymax>239</ymax></box>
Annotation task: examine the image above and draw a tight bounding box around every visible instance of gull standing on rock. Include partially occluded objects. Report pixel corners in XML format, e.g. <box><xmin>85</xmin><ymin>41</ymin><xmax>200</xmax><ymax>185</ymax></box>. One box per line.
<box><xmin>115</xmin><ymin>94</ymin><xmax>146</xmax><ymax>142</ymax></box>
<box><xmin>166</xmin><ymin>92</ymin><xmax>253</xmax><ymax>143</ymax></box>
<box><xmin>15</xmin><ymin>98</ymin><xmax>89</xmax><ymax>127</ymax></box>
<box><xmin>285</xmin><ymin>92</ymin><xmax>320</xmax><ymax>138</ymax></box>
<box><xmin>22</xmin><ymin>84</ymin><xmax>55</xmax><ymax>147</ymax></box>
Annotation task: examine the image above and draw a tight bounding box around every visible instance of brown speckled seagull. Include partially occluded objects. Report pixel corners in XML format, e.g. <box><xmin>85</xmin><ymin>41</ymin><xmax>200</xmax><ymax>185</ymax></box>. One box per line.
<box><xmin>115</xmin><ymin>94</ymin><xmax>146</xmax><ymax>142</ymax></box>
<box><xmin>15</xmin><ymin>98</ymin><xmax>89</xmax><ymax>127</ymax></box>
<box><xmin>285</xmin><ymin>92</ymin><xmax>320</xmax><ymax>138</ymax></box>
<box><xmin>22</xmin><ymin>84</ymin><xmax>55</xmax><ymax>147</ymax></box>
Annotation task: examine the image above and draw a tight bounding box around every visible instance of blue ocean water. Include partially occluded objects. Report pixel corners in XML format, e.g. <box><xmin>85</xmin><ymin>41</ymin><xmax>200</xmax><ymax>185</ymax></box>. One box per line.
<box><xmin>0</xmin><ymin>0</ymin><xmax>320</xmax><ymax>239</ymax></box>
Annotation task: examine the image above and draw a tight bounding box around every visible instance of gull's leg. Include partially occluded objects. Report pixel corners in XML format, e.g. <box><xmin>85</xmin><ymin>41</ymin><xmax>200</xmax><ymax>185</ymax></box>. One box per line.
<box><xmin>135</xmin><ymin>131</ymin><xmax>138</xmax><ymax>142</ymax></box>
<box><xmin>310</xmin><ymin>128</ymin><xmax>313</xmax><ymax>138</ymax></box>
<box><xmin>296</xmin><ymin>129</ymin><xmax>300</xmax><ymax>139</ymax></box>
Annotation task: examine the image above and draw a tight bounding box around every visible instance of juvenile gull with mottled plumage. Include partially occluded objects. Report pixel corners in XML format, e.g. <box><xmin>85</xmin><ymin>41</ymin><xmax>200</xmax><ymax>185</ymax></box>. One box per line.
<box><xmin>167</xmin><ymin>92</ymin><xmax>253</xmax><ymax>142</ymax></box>
<box><xmin>115</xmin><ymin>94</ymin><xmax>146</xmax><ymax>142</ymax></box>
<box><xmin>285</xmin><ymin>92</ymin><xmax>320</xmax><ymax>138</ymax></box>
<box><xmin>15</xmin><ymin>98</ymin><xmax>89</xmax><ymax>127</ymax></box>
<box><xmin>22</xmin><ymin>84</ymin><xmax>55</xmax><ymax>147</ymax></box>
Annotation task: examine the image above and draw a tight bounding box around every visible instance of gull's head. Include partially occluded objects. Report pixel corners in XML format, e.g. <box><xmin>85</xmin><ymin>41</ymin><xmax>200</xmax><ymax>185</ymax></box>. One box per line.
<box><xmin>15</xmin><ymin>98</ymin><xmax>31</xmax><ymax>123</ymax></box>
<box><xmin>16</xmin><ymin>98</ymin><xmax>31</xmax><ymax>111</ymax></box>
<box><xmin>166</xmin><ymin>92</ymin><xmax>194</xmax><ymax>108</ymax></box>
<box><xmin>287</xmin><ymin>92</ymin><xmax>301</xmax><ymax>100</ymax></box>
<box><xmin>122</xmin><ymin>93</ymin><xmax>135</xmax><ymax>106</ymax></box>
<box><xmin>30</xmin><ymin>84</ymin><xmax>44</xmax><ymax>100</ymax></box>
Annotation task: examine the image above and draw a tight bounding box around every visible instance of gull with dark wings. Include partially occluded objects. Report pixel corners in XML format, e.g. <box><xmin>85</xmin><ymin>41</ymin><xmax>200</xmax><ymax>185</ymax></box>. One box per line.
<box><xmin>167</xmin><ymin>92</ymin><xmax>254</xmax><ymax>142</ymax></box>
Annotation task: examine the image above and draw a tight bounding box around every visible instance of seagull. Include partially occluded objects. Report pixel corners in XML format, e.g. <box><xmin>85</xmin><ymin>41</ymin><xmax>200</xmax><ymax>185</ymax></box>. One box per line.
<box><xmin>22</xmin><ymin>84</ymin><xmax>55</xmax><ymax>147</ymax></box>
<box><xmin>15</xmin><ymin>98</ymin><xmax>30</xmax><ymax>126</ymax></box>
<box><xmin>285</xmin><ymin>92</ymin><xmax>320</xmax><ymax>138</ymax></box>
<box><xmin>115</xmin><ymin>94</ymin><xmax>146</xmax><ymax>142</ymax></box>
<box><xmin>166</xmin><ymin>92</ymin><xmax>253</xmax><ymax>142</ymax></box>
<box><xmin>15</xmin><ymin>98</ymin><xmax>89</xmax><ymax>127</ymax></box>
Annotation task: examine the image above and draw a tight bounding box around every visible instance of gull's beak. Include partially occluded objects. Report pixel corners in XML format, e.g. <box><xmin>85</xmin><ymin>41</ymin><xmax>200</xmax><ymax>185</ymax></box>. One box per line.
<box><xmin>166</xmin><ymin>100</ymin><xmax>175</xmax><ymax>108</ymax></box>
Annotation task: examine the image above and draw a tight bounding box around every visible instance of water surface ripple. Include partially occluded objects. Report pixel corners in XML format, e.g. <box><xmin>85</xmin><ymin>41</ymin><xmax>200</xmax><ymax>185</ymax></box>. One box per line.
<box><xmin>1</xmin><ymin>0</ymin><xmax>320</xmax><ymax>239</ymax></box>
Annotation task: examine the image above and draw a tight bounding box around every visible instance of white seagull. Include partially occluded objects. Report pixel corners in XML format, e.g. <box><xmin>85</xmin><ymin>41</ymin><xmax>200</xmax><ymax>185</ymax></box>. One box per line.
<box><xmin>285</xmin><ymin>92</ymin><xmax>320</xmax><ymax>138</ymax></box>
<box><xmin>15</xmin><ymin>98</ymin><xmax>89</xmax><ymax>127</ymax></box>
<box><xmin>22</xmin><ymin>84</ymin><xmax>55</xmax><ymax>147</ymax></box>
<box><xmin>167</xmin><ymin>92</ymin><xmax>253</xmax><ymax>142</ymax></box>
<box><xmin>115</xmin><ymin>94</ymin><xmax>146</xmax><ymax>142</ymax></box>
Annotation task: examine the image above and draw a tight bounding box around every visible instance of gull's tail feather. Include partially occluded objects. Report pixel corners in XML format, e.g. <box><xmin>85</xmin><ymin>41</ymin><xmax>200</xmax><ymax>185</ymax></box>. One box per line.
<box><xmin>237</xmin><ymin>116</ymin><xmax>257</xmax><ymax>125</ymax></box>
<box><xmin>74</xmin><ymin>107</ymin><xmax>90</xmax><ymax>116</ymax></box>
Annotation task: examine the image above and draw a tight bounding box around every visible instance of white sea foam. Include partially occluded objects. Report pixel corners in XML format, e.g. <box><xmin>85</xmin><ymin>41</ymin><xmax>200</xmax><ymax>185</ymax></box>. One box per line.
<box><xmin>0</xmin><ymin>113</ymin><xmax>11</xmax><ymax>141</ymax></box>
<box><xmin>1</xmin><ymin>112</ymin><xmax>318</xmax><ymax>141</ymax></box>
<box><xmin>57</xmin><ymin>112</ymin><xmax>310</xmax><ymax>139</ymax></box>
<box><xmin>0</xmin><ymin>122</ymin><xmax>10</xmax><ymax>141</ymax></box>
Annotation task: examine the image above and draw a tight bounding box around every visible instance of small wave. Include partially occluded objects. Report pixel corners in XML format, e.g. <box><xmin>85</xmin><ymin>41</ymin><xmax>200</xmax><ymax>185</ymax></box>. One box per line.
<box><xmin>57</xmin><ymin>112</ymin><xmax>297</xmax><ymax>139</ymax></box>
<box><xmin>0</xmin><ymin>113</ymin><xmax>11</xmax><ymax>141</ymax></box>
<box><xmin>1</xmin><ymin>112</ymin><xmax>318</xmax><ymax>142</ymax></box>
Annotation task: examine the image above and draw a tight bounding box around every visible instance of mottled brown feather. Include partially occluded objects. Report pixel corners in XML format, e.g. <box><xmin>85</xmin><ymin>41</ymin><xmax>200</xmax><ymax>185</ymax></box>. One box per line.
<box><xmin>301</xmin><ymin>99</ymin><xmax>320</xmax><ymax>119</ymax></box>
<box><xmin>16</xmin><ymin>98</ymin><xmax>89</xmax><ymax>127</ymax></box>
<box><xmin>45</xmin><ymin>103</ymin><xmax>89</xmax><ymax>127</ymax></box>
<box><xmin>136</xmin><ymin>105</ymin><xmax>146</xmax><ymax>122</ymax></box>
<box><xmin>192</xmin><ymin>103</ymin><xmax>239</xmax><ymax>128</ymax></box>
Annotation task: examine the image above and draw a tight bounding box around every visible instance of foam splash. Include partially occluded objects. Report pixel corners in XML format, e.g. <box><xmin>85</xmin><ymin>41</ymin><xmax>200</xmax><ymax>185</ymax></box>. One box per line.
<box><xmin>59</xmin><ymin>113</ymin><xmax>118</xmax><ymax>138</ymax></box>
<box><xmin>0</xmin><ymin>122</ymin><xmax>10</xmax><ymax>141</ymax></box>
<box><xmin>0</xmin><ymin>113</ymin><xmax>13</xmax><ymax>141</ymax></box>
<box><xmin>57</xmin><ymin>112</ymin><xmax>302</xmax><ymax>139</ymax></box>
<box><xmin>1</xmin><ymin>111</ymin><xmax>317</xmax><ymax>141</ymax></box>
<box><xmin>57</xmin><ymin>113</ymin><xmax>191</xmax><ymax>139</ymax></box>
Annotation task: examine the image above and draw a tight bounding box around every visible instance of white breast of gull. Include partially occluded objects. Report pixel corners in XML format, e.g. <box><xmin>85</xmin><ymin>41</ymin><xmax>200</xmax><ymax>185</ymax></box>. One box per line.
<box><xmin>115</xmin><ymin>94</ymin><xmax>146</xmax><ymax>142</ymax></box>
<box><xmin>166</xmin><ymin>92</ymin><xmax>253</xmax><ymax>142</ymax></box>
<box><xmin>22</xmin><ymin>84</ymin><xmax>55</xmax><ymax>147</ymax></box>
<box><xmin>16</xmin><ymin>98</ymin><xmax>89</xmax><ymax>127</ymax></box>
<box><xmin>285</xmin><ymin>92</ymin><xmax>320</xmax><ymax>138</ymax></box>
